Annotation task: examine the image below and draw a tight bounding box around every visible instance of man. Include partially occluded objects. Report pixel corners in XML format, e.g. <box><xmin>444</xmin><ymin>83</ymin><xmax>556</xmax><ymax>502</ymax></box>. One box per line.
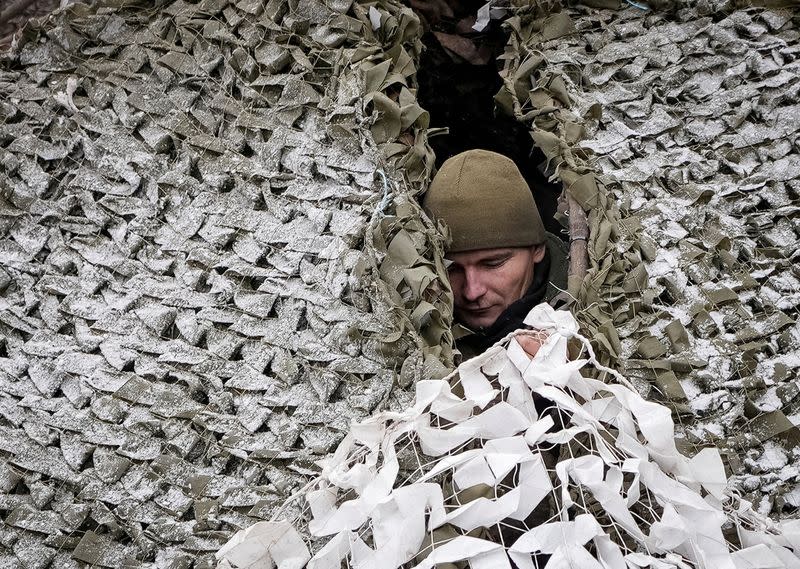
<box><xmin>423</xmin><ymin>149</ymin><xmax>568</xmax><ymax>358</ymax></box>
<box><xmin>412</xmin><ymin>149</ymin><xmax>568</xmax><ymax>567</ymax></box>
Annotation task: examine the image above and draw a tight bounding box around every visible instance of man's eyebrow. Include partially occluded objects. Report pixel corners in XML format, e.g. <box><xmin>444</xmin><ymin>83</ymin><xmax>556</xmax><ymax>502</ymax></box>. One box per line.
<box><xmin>483</xmin><ymin>252</ymin><xmax>513</xmax><ymax>262</ymax></box>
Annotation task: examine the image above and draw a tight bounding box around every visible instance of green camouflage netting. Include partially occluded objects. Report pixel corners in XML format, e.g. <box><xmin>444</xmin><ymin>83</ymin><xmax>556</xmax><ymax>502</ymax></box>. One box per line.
<box><xmin>1</xmin><ymin>0</ymin><xmax>800</xmax><ymax>567</ymax></box>
<box><xmin>0</xmin><ymin>1</ymin><xmax>452</xmax><ymax>566</ymax></box>
<box><xmin>521</xmin><ymin>1</ymin><xmax>800</xmax><ymax>515</ymax></box>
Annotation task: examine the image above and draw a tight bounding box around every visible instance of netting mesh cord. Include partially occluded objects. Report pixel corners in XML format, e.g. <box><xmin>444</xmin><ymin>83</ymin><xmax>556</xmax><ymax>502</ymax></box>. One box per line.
<box><xmin>217</xmin><ymin>305</ymin><xmax>800</xmax><ymax>569</ymax></box>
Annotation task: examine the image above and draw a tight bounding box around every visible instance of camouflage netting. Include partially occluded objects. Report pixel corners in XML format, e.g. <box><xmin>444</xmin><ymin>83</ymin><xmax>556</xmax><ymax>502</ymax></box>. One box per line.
<box><xmin>2</xmin><ymin>0</ymin><xmax>800</xmax><ymax>566</ymax></box>
<box><xmin>519</xmin><ymin>1</ymin><xmax>800</xmax><ymax>516</ymax></box>
<box><xmin>218</xmin><ymin>305</ymin><xmax>800</xmax><ymax>569</ymax></box>
<box><xmin>0</xmin><ymin>0</ymin><xmax>453</xmax><ymax>566</ymax></box>
<box><xmin>1</xmin><ymin>0</ymin><xmax>64</xmax><ymax>50</ymax></box>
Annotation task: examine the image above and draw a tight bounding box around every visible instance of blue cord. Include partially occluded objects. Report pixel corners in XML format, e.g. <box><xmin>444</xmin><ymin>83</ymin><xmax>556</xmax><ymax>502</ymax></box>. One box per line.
<box><xmin>374</xmin><ymin>169</ymin><xmax>392</xmax><ymax>216</ymax></box>
<box><xmin>624</xmin><ymin>0</ymin><xmax>650</xmax><ymax>10</ymax></box>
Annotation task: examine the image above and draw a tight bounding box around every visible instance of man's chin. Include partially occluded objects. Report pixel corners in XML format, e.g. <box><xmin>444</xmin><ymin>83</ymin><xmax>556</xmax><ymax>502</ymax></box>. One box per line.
<box><xmin>458</xmin><ymin>309</ymin><xmax>500</xmax><ymax>331</ymax></box>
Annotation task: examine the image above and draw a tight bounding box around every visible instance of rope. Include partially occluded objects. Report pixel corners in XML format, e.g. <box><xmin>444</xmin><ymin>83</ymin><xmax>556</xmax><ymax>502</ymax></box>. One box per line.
<box><xmin>373</xmin><ymin>168</ymin><xmax>392</xmax><ymax>217</ymax></box>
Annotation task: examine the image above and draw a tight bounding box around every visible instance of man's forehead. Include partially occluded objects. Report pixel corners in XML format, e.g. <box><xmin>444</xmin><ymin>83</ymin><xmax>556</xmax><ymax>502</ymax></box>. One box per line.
<box><xmin>446</xmin><ymin>247</ymin><xmax>519</xmax><ymax>264</ymax></box>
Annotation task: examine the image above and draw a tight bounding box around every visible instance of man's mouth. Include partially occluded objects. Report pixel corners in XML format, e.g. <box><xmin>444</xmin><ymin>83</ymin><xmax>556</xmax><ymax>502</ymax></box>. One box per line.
<box><xmin>462</xmin><ymin>306</ymin><xmax>494</xmax><ymax>316</ymax></box>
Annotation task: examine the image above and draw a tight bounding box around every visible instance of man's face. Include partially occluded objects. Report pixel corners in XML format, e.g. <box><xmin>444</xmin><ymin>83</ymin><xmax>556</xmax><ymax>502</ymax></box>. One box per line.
<box><xmin>446</xmin><ymin>245</ymin><xmax>545</xmax><ymax>330</ymax></box>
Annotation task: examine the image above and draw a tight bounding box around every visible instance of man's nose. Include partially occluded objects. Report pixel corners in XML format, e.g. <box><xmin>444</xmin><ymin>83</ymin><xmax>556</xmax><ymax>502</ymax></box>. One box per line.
<box><xmin>462</xmin><ymin>269</ymin><xmax>486</xmax><ymax>302</ymax></box>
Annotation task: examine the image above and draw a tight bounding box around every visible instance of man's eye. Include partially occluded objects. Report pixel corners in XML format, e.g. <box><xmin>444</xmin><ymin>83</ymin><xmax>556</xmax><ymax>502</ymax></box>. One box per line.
<box><xmin>484</xmin><ymin>259</ymin><xmax>506</xmax><ymax>268</ymax></box>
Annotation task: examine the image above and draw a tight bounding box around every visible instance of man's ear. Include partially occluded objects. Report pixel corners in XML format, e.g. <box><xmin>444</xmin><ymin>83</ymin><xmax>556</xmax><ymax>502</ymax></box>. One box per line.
<box><xmin>531</xmin><ymin>244</ymin><xmax>546</xmax><ymax>263</ymax></box>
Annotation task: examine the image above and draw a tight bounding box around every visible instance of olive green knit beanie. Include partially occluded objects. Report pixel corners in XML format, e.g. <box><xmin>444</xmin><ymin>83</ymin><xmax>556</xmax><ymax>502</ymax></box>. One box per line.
<box><xmin>423</xmin><ymin>149</ymin><xmax>546</xmax><ymax>253</ymax></box>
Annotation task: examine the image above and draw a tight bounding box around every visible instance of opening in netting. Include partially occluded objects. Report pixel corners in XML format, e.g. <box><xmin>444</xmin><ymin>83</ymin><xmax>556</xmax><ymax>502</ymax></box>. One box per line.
<box><xmin>413</xmin><ymin>0</ymin><xmax>564</xmax><ymax>238</ymax></box>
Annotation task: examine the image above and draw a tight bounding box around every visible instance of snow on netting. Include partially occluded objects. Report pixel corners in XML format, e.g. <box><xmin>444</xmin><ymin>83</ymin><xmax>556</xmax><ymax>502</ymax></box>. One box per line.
<box><xmin>531</xmin><ymin>3</ymin><xmax>800</xmax><ymax>517</ymax></box>
<box><xmin>0</xmin><ymin>1</ymin><xmax>452</xmax><ymax>566</ymax></box>
<box><xmin>218</xmin><ymin>305</ymin><xmax>800</xmax><ymax>569</ymax></box>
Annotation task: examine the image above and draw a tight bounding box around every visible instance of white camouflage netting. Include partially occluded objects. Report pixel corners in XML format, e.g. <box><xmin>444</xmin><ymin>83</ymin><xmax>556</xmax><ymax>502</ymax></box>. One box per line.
<box><xmin>218</xmin><ymin>305</ymin><xmax>800</xmax><ymax>569</ymax></box>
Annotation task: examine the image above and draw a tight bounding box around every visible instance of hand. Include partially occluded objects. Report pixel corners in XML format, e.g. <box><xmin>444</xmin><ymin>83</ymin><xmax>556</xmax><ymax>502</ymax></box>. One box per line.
<box><xmin>516</xmin><ymin>333</ymin><xmax>546</xmax><ymax>359</ymax></box>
